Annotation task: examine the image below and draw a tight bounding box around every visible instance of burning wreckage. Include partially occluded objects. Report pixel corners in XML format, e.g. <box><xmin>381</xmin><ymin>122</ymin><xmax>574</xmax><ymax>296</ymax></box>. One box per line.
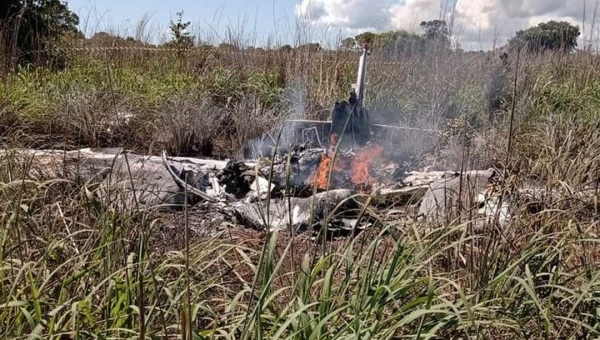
<box><xmin>8</xmin><ymin>46</ymin><xmax>523</xmax><ymax>235</ymax></box>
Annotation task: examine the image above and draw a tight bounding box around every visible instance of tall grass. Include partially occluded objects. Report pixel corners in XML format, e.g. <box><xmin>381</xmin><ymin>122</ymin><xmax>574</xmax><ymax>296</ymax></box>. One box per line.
<box><xmin>2</xmin><ymin>142</ymin><xmax>600</xmax><ymax>338</ymax></box>
<box><xmin>3</xmin><ymin>18</ymin><xmax>600</xmax><ymax>339</ymax></box>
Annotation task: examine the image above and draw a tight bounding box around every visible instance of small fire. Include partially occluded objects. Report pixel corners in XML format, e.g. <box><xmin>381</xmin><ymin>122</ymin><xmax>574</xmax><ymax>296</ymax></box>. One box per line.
<box><xmin>308</xmin><ymin>152</ymin><xmax>347</xmax><ymax>190</ymax></box>
<box><xmin>350</xmin><ymin>143</ymin><xmax>383</xmax><ymax>186</ymax></box>
<box><xmin>308</xmin><ymin>143</ymin><xmax>383</xmax><ymax>190</ymax></box>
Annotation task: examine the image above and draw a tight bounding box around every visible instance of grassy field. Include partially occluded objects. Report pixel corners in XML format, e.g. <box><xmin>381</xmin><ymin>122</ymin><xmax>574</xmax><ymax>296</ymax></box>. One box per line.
<box><xmin>2</xmin><ymin>41</ymin><xmax>600</xmax><ymax>339</ymax></box>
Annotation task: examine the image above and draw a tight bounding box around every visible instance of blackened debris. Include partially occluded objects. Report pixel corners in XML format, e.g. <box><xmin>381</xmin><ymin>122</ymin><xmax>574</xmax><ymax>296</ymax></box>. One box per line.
<box><xmin>217</xmin><ymin>161</ymin><xmax>254</xmax><ymax>198</ymax></box>
<box><xmin>268</xmin><ymin>148</ymin><xmax>323</xmax><ymax>197</ymax></box>
<box><xmin>330</xmin><ymin>91</ymin><xmax>371</xmax><ymax>147</ymax></box>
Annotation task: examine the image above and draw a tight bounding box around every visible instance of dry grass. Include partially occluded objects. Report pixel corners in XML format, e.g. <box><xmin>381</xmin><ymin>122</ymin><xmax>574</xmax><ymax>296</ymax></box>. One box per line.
<box><xmin>1</xmin><ymin>149</ymin><xmax>600</xmax><ymax>338</ymax></box>
<box><xmin>3</xmin><ymin>32</ymin><xmax>600</xmax><ymax>338</ymax></box>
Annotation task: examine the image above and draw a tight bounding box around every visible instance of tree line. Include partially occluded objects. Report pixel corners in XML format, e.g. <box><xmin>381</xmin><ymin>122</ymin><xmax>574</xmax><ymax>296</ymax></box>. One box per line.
<box><xmin>341</xmin><ymin>20</ymin><xmax>580</xmax><ymax>55</ymax></box>
<box><xmin>0</xmin><ymin>1</ymin><xmax>584</xmax><ymax>70</ymax></box>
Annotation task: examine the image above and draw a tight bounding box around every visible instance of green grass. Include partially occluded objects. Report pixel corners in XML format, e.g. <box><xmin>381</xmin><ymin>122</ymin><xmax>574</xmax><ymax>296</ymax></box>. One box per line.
<box><xmin>3</xmin><ymin>48</ymin><xmax>600</xmax><ymax>339</ymax></box>
<box><xmin>0</xmin><ymin>60</ymin><xmax>296</xmax><ymax>155</ymax></box>
<box><xmin>2</xmin><ymin>135</ymin><xmax>600</xmax><ymax>339</ymax></box>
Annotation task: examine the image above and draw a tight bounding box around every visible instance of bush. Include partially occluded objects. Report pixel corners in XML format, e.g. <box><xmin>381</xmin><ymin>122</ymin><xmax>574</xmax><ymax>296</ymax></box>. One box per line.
<box><xmin>154</xmin><ymin>95</ymin><xmax>224</xmax><ymax>157</ymax></box>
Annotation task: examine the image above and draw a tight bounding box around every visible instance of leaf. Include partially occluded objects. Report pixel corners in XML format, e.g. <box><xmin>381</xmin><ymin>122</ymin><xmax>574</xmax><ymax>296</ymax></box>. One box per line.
<box><xmin>0</xmin><ymin>300</ymin><xmax>28</xmax><ymax>308</ymax></box>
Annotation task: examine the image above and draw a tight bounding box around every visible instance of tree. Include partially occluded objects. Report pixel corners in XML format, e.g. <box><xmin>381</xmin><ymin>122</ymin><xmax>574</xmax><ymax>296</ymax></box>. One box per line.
<box><xmin>355</xmin><ymin>32</ymin><xmax>375</xmax><ymax>46</ymax></box>
<box><xmin>351</xmin><ymin>30</ymin><xmax>427</xmax><ymax>57</ymax></box>
<box><xmin>166</xmin><ymin>11</ymin><xmax>194</xmax><ymax>49</ymax></box>
<box><xmin>420</xmin><ymin>20</ymin><xmax>449</xmax><ymax>40</ymax></box>
<box><xmin>278</xmin><ymin>44</ymin><xmax>293</xmax><ymax>53</ymax></box>
<box><xmin>340</xmin><ymin>37</ymin><xmax>355</xmax><ymax>50</ymax></box>
<box><xmin>351</xmin><ymin>23</ymin><xmax>450</xmax><ymax>57</ymax></box>
<box><xmin>373</xmin><ymin>30</ymin><xmax>426</xmax><ymax>56</ymax></box>
<box><xmin>218</xmin><ymin>42</ymin><xmax>237</xmax><ymax>51</ymax></box>
<box><xmin>90</xmin><ymin>32</ymin><xmax>142</xmax><ymax>46</ymax></box>
<box><xmin>508</xmin><ymin>21</ymin><xmax>580</xmax><ymax>53</ymax></box>
<box><xmin>297</xmin><ymin>43</ymin><xmax>321</xmax><ymax>52</ymax></box>
<box><xmin>420</xmin><ymin>20</ymin><xmax>450</xmax><ymax>49</ymax></box>
<box><xmin>1</xmin><ymin>0</ymin><xmax>80</xmax><ymax>69</ymax></box>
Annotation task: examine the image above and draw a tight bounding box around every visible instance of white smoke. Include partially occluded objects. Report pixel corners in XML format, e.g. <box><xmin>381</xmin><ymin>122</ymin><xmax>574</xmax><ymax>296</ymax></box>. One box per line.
<box><xmin>245</xmin><ymin>77</ymin><xmax>309</xmax><ymax>159</ymax></box>
<box><xmin>296</xmin><ymin>0</ymin><xmax>592</xmax><ymax>50</ymax></box>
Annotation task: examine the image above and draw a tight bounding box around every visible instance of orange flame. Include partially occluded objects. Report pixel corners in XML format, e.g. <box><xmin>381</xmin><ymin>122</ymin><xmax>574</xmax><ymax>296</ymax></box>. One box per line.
<box><xmin>308</xmin><ymin>143</ymin><xmax>383</xmax><ymax>190</ymax></box>
<box><xmin>308</xmin><ymin>152</ymin><xmax>346</xmax><ymax>190</ymax></box>
<box><xmin>350</xmin><ymin>144</ymin><xmax>383</xmax><ymax>187</ymax></box>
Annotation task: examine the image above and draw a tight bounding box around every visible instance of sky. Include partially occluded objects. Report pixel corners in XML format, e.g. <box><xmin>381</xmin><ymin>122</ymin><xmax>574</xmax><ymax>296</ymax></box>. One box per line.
<box><xmin>67</xmin><ymin>0</ymin><xmax>301</xmax><ymax>45</ymax></box>
<box><xmin>66</xmin><ymin>0</ymin><xmax>594</xmax><ymax>50</ymax></box>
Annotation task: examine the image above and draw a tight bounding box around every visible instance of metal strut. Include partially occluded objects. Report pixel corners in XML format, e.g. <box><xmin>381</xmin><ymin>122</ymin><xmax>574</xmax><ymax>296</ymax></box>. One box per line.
<box><xmin>353</xmin><ymin>44</ymin><xmax>370</xmax><ymax>105</ymax></box>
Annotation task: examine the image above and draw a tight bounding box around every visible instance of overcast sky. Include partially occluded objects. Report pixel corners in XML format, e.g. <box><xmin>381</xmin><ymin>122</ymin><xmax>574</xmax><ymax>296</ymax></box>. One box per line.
<box><xmin>67</xmin><ymin>0</ymin><xmax>592</xmax><ymax>50</ymax></box>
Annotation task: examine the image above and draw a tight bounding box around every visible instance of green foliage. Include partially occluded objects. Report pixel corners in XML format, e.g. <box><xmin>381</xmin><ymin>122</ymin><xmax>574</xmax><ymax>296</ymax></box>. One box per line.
<box><xmin>0</xmin><ymin>61</ymin><xmax>202</xmax><ymax>146</ymax></box>
<box><xmin>165</xmin><ymin>11</ymin><xmax>194</xmax><ymax>49</ymax></box>
<box><xmin>218</xmin><ymin>42</ymin><xmax>238</xmax><ymax>51</ymax></box>
<box><xmin>203</xmin><ymin>67</ymin><xmax>244</xmax><ymax>105</ymax></box>
<box><xmin>296</xmin><ymin>42</ymin><xmax>321</xmax><ymax>52</ymax></box>
<box><xmin>509</xmin><ymin>21</ymin><xmax>580</xmax><ymax>53</ymax></box>
<box><xmin>4</xmin><ymin>29</ymin><xmax>600</xmax><ymax>340</ymax></box>
<box><xmin>530</xmin><ymin>80</ymin><xmax>600</xmax><ymax>123</ymax></box>
<box><xmin>420</xmin><ymin>20</ymin><xmax>449</xmax><ymax>41</ymax></box>
<box><xmin>355</xmin><ymin>32</ymin><xmax>376</xmax><ymax>46</ymax></box>
<box><xmin>89</xmin><ymin>32</ymin><xmax>144</xmax><ymax>46</ymax></box>
<box><xmin>374</xmin><ymin>30</ymin><xmax>428</xmax><ymax>57</ymax></box>
<box><xmin>1</xmin><ymin>61</ymin><xmax>200</xmax><ymax>116</ymax></box>
<box><xmin>246</xmin><ymin>70</ymin><xmax>282</xmax><ymax>108</ymax></box>
<box><xmin>351</xmin><ymin>21</ymin><xmax>450</xmax><ymax>57</ymax></box>
<box><xmin>279</xmin><ymin>44</ymin><xmax>293</xmax><ymax>52</ymax></box>
<box><xmin>420</xmin><ymin>20</ymin><xmax>451</xmax><ymax>50</ymax></box>
<box><xmin>452</xmin><ymin>83</ymin><xmax>489</xmax><ymax>130</ymax></box>
<box><xmin>0</xmin><ymin>0</ymin><xmax>80</xmax><ymax>68</ymax></box>
<box><xmin>2</xmin><ymin>168</ymin><xmax>600</xmax><ymax>338</ymax></box>
<box><xmin>340</xmin><ymin>37</ymin><xmax>356</xmax><ymax>50</ymax></box>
